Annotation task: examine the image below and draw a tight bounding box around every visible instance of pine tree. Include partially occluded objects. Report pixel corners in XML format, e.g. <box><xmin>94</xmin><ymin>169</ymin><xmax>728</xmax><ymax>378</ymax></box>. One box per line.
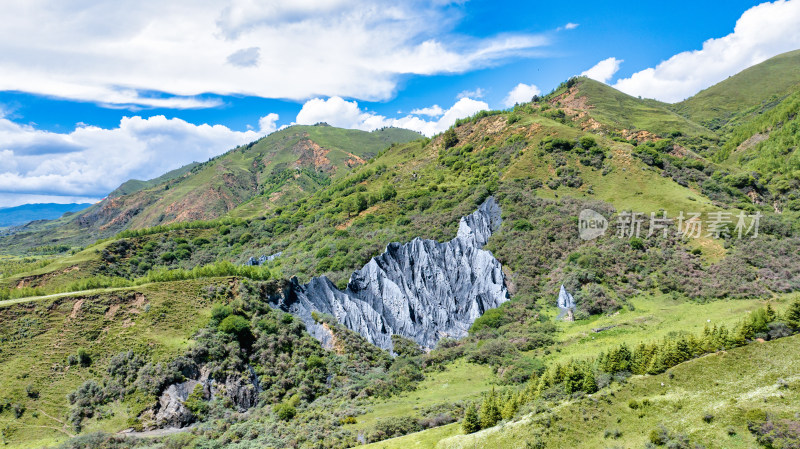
<box><xmin>581</xmin><ymin>364</ymin><xmax>598</xmax><ymax>393</ymax></box>
<box><xmin>765</xmin><ymin>303</ymin><xmax>776</xmax><ymax>322</ymax></box>
<box><xmin>462</xmin><ymin>403</ymin><xmax>481</xmax><ymax>434</ymax></box>
<box><xmin>501</xmin><ymin>395</ymin><xmax>518</xmax><ymax>420</ymax></box>
<box><xmin>785</xmin><ymin>299</ymin><xmax>800</xmax><ymax>330</ymax></box>
<box><xmin>479</xmin><ymin>388</ymin><xmax>501</xmax><ymax>429</ymax></box>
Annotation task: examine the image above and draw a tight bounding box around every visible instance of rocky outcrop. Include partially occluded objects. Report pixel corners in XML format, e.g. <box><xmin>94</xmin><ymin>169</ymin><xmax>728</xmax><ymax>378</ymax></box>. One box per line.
<box><xmin>557</xmin><ymin>284</ymin><xmax>575</xmax><ymax>309</ymax></box>
<box><xmin>556</xmin><ymin>284</ymin><xmax>576</xmax><ymax>321</ymax></box>
<box><xmin>269</xmin><ymin>197</ymin><xmax>509</xmax><ymax>350</ymax></box>
<box><xmin>154</xmin><ymin>365</ymin><xmax>260</xmax><ymax>428</ymax></box>
<box><xmin>244</xmin><ymin>252</ymin><xmax>282</xmax><ymax>266</ymax></box>
<box><xmin>155</xmin><ymin>380</ymin><xmax>201</xmax><ymax>427</ymax></box>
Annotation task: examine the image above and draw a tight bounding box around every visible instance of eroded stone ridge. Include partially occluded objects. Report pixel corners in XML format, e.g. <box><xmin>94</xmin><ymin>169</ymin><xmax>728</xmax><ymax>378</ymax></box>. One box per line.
<box><xmin>270</xmin><ymin>197</ymin><xmax>509</xmax><ymax>351</ymax></box>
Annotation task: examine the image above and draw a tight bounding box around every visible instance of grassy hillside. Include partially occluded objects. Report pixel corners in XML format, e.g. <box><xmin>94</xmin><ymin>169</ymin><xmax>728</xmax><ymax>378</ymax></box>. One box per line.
<box><xmin>441</xmin><ymin>333</ymin><xmax>800</xmax><ymax>449</ymax></box>
<box><xmin>0</xmin><ymin>126</ymin><xmax>421</xmax><ymax>254</ymax></box>
<box><xmin>555</xmin><ymin>77</ymin><xmax>712</xmax><ymax>139</ymax></box>
<box><xmin>1</xmin><ymin>60</ymin><xmax>800</xmax><ymax>449</ymax></box>
<box><xmin>672</xmin><ymin>49</ymin><xmax>800</xmax><ymax>129</ymax></box>
<box><xmin>108</xmin><ymin>163</ymin><xmax>200</xmax><ymax>199</ymax></box>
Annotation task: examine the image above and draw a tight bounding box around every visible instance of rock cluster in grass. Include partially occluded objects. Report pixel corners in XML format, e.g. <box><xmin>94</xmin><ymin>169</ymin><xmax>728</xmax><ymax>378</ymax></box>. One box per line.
<box><xmin>270</xmin><ymin>197</ymin><xmax>509</xmax><ymax>350</ymax></box>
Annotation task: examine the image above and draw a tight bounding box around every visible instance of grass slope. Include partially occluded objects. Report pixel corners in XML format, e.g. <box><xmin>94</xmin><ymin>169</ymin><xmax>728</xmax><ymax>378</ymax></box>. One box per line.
<box><xmin>672</xmin><ymin>49</ymin><xmax>800</xmax><ymax>129</ymax></box>
<box><xmin>0</xmin><ymin>279</ymin><xmax>223</xmax><ymax>448</ymax></box>
<box><xmin>566</xmin><ymin>78</ymin><xmax>712</xmax><ymax>138</ymax></box>
<box><xmin>440</xmin><ymin>333</ymin><xmax>800</xmax><ymax>449</ymax></box>
<box><xmin>0</xmin><ymin>126</ymin><xmax>421</xmax><ymax>253</ymax></box>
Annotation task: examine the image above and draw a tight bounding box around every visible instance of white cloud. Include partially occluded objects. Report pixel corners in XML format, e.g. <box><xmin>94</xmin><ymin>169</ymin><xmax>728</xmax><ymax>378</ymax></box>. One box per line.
<box><xmin>294</xmin><ymin>96</ymin><xmax>489</xmax><ymax>137</ymax></box>
<box><xmin>457</xmin><ymin>88</ymin><xmax>485</xmax><ymax>99</ymax></box>
<box><xmin>0</xmin><ymin>0</ymin><xmax>548</xmax><ymax>108</ymax></box>
<box><xmin>411</xmin><ymin>105</ymin><xmax>444</xmax><ymax>117</ymax></box>
<box><xmin>557</xmin><ymin>22</ymin><xmax>579</xmax><ymax>31</ymax></box>
<box><xmin>503</xmin><ymin>83</ymin><xmax>541</xmax><ymax>107</ymax></box>
<box><xmin>258</xmin><ymin>113</ymin><xmax>280</xmax><ymax>134</ymax></box>
<box><xmin>0</xmin><ymin>114</ymin><xmax>277</xmax><ymax>204</ymax></box>
<box><xmin>581</xmin><ymin>57</ymin><xmax>623</xmax><ymax>84</ymax></box>
<box><xmin>613</xmin><ymin>0</ymin><xmax>800</xmax><ymax>102</ymax></box>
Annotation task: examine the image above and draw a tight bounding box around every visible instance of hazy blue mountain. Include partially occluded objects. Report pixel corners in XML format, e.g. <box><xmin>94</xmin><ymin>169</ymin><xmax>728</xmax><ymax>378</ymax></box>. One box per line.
<box><xmin>0</xmin><ymin>203</ymin><xmax>93</xmax><ymax>228</ymax></box>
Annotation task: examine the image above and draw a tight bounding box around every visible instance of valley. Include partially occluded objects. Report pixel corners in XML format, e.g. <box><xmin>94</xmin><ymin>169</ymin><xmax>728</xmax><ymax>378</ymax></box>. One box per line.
<box><xmin>1</xmin><ymin>49</ymin><xmax>800</xmax><ymax>449</ymax></box>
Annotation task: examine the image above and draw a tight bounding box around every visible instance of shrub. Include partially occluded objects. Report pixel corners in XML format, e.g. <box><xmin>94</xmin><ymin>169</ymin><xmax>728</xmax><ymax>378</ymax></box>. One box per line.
<box><xmin>219</xmin><ymin>315</ymin><xmax>250</xmax><ymax>336</ymax></box>
<box><xmin>183</xmin><ymin>384</ymin><xmax>208</xmax><ymax>419</ymax></box>
<box><xmin>579</xmin><ymin>136</ymin><xmax>597</xmax><ymax>149</ymax></box>
<box><xmin>210</xmin><ymin>304</ymin><xmax>232</xmax><ymax>324</ymax></box>
<box><xmin>274</xmin><ymin>403</ymin><xmax>296</xmax><ymax>421</ymax></box>
<box><xmin>77</xmin><ymin>348</ymin><xmax>92</xmax><ymax>367</ymax></box>
<box><xmin>13</xmin><ymin>403</ymin><xmax>25</xmax><ymax>419</ymax></box>
<box><xmin>442</xmin><ymin>128</ymin><xmax>458</xmax><ymax>149</ymax></box>
<box><xmin>307</xmin><ymin>355</ymin><xmax>325</xmax><ymax>370</ymax></box>
<box><xmin>25</xmin><ymin>384</ymin><xmax>39</xmax><ymax>399</ymax></box>
<box><xmin>67</xmin><ymin>380</ymin><xmax>107</xmax><ymax>430</ymax></box>
<box><xmin>366</xmin><ymin>416</ymin><xmax>422</xmax><ymax>443</ymax></box>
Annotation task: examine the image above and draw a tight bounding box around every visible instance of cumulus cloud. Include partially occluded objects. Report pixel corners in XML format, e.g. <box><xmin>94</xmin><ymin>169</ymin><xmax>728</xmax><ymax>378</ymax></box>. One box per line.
<box><xmin>0</xmin><ymin>0</ymin><xmax>548</xmax><ymax>107</ymax></box>
<box><xmin>503</xmin><ymin>83</ymin><xmax>541</xmax><ymax>107</ymax></box>
<box><xmin>227</xmin><ymin>47</ymin><xmax>261</xmax><ymax>67</ymax></box>
<box><xmin>580</xmin><ymin>57</ymin><xmax>623</xmax><ymax>84</ymax></box>
<box><xmin>294</xmin><ymin>96</ymin><xmax>489</xmax><ymax>137</ymax></box>
<box><xmin>557</xmin><ymin>22</ymin><xmax>579</xmax><ymax>31</ymax></box>
<box><xmin>0</xmin><ymin>114</ymin><xmax>277</xmax><ymax>205</ymax></box>
<box><xmin>457</xmin><ymin>88</ymin><xmax>485</xmax><ymax>99</ymax></box>
<box><xmin>410</xmin><ymin>105</ymin><xmax>444</xmax><ymax>117</ymax></box>
<box><xmin>613</xmin><ymin>0</ymin><xmax>800</xmax><ymax>102</ymax></box>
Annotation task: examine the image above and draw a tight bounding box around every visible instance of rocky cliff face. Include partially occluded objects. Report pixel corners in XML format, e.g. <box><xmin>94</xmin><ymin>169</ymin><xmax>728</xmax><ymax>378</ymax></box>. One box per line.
<box><xmin>269</xmin><ymin>197</ymin><xmax>509</xmax><ymax>351</ymax></box>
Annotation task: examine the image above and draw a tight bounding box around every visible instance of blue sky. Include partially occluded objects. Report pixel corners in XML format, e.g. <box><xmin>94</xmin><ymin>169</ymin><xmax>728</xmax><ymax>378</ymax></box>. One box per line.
<box><xmin>1</xmin><ymin>0</ymin><xmax>799</xmax><ymax>208</ymax></box>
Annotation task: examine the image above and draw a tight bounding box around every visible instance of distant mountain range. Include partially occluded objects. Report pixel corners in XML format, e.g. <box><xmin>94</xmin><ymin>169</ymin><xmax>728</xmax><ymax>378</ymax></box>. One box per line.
<box><xmin>0</xmin><ymin>203</ymin><xmax>93</xmax><ymax>228</ymax></box>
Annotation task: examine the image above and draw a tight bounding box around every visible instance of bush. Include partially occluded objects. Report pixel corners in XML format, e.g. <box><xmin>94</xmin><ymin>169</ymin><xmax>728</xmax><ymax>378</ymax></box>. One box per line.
<box><xmin>25</xmin><ymin>384</ymin><xmax>39</xmax><ymax>399</ymax></box>
<box><xmin>442</xmin><ymin>128</ymin><xmax>459</xmax><ymax>149</ymax></box>
<box><xmin>366</xmin><ymin>416</ymin><xmax>422</xmax><ymax>443</ymax></box>
<box><xmin>274</xmin><ymin>403</ymin><xmax>296</xmax><ymax>421</ymax></box>
<box><xmin>77</xmin><ymin>348</ymin><xmax>92</xmax><ymax>367</ymax></box>
<box><xmin>219</xmin><ymin>315</ymin><xmax>250</xmax><ymax>336</ymax></box>
<box><xmin>67</xmin><ymin>380</ymin><xmax>107</xmax><ymax>430</ymax></box>
<box><xmin>183</xmin><ymin>384</ymin><xmax>208</xmax><ymax>419</ymax></box>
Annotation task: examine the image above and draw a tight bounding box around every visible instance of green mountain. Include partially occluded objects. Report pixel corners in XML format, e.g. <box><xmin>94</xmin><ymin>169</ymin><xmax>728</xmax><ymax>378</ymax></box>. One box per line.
<box><xmin>1</xmin><ymin>54</ymin><xmax>800</xmax><ymax>449</ymax></box>
<box><xmin>108</xmin><ymin>162</ymin><xmax>200</xmax><ymax>198</ymax></box>
<box><xmin>671</xmin><ymin>49</ymin><xmax>800</xmax><ymax>129</ymax></box>
<box><xmin>0</xmin><ymin>125</ymin><xmax>421</xmax><ymax>252</ymax></box>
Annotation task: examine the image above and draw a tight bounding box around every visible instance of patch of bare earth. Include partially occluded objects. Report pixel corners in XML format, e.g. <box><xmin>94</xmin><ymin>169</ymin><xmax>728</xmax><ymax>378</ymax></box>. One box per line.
<box><xmin>549</xmin><ymin>87</ymin><xmax>605</xmax><ymax>132</ymax></box>
<box><xmin>293</xmin><ymin>139</ymin><xmax>334</xmax><ymax>172</ymax></box>
<box><xmin>736</xmin><ymin>132</ymin><xmax>770</xmax><ymax>153</ymax></box>
<box><xmin>69</xmin><ymin>298</ymin><xmax>84</xmax><ymax>319</ymax></box>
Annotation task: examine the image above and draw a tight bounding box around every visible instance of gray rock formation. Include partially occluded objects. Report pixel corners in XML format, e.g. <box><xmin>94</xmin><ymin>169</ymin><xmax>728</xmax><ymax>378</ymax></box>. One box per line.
<box><xmin>557</xmin><ymin>284</ymin><xmax>575</xmax><ymax>309</ymax></box>
<box><xmin>154</xmin><ymin>365</ymin><xmax>260</xmax><ymax>427</ymax></box>
<box><xmin>270</xmin><ymin>197</ymin><xmax>509</xmax><ymax>350</ymax></box>
<box><xmin>155</xmin><ymin>380</ymin><xmax>201</xmax><ymax>427</ymax></box>
<box><xmin>244</xmin><ymin>252</ymin><xmax>282</xmax><ymax>266</ymax></box>
<box><xmin>556</xmin><ymin>284</ymin><xmax>576</xmax><ymax>321</ymax></box>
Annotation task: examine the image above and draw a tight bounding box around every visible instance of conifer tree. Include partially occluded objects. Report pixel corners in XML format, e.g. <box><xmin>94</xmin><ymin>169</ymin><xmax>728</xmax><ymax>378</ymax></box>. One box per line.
<box><xmin>462</xmin><ymin>403</ymin><xmax>481</xmax><ymax>434</ymax></box>
<box><xmin>581</xmin><ymin>364</ymin><xmax>598</xmax><ymax>393</ymax></box>
<box><xmin>479</xmin><ymin>388</ymin><xmax>501</xmax><ymax>429</ymax></box>
<box><xmin>785</xmin><ymin>299</ymin><xmax>800</xmax><ymax>330</ymax></box>
<box><xmin>501</xmin><ymin>395</ymin><xmax>518</xmax><ymax>420</ymax></box>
